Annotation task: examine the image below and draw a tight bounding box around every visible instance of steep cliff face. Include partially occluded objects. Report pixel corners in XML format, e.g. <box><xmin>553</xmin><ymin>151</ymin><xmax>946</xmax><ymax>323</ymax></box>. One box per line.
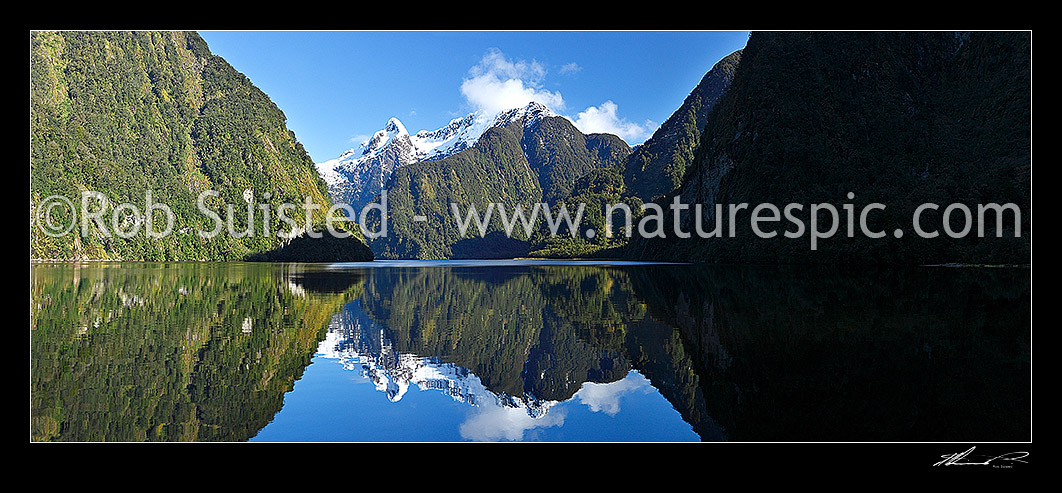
<box><xmin>623</xmin><ymin>49</ymin><xmax>742</xmax><ymax>202</ymax></box>
<box><xmin>628</xmin><ymin>31</ymin><xmax>1030</xmax><ymax>265</ymax></box>
<box><xmin>30</xmin><ymin>31</ymin><xmax>369</xmax><ymax>261</ymax></box>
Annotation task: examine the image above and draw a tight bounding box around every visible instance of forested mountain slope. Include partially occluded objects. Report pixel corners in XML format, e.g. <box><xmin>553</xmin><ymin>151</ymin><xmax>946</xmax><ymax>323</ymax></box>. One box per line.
<box><xmin>627</xmin><ymin>31</ymin><xmax>1030</xmax><ymax>265</ymax></box>
<box><xmin>30</xmin><ymin>31</ymin><xmax>371</xmax><ymax>261</ymax></box>
<box><xmin>366</xmin><ymin>108</ymin><xmax>631</xmax><ymax>260</ymax></box>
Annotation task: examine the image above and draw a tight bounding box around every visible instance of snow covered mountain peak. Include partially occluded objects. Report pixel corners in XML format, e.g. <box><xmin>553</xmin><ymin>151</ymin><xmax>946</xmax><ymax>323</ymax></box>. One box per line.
<box><xmin>315</xmin><ymin>101</ymin><xmax>560</xmax><ymax>214</ymax></box>
<box><xmin>384</xmin><ymin>117</ymin><xmax>406</xmax><ymax>134</ymax></box>
<box><xmin>358</xmin><ymin>117</ymin><xmax>411</xmax><ymax>158</ymax></box>
<box><xmin>496</xmin><ymin>100</ymin><xmax>555</xmax><ymax>125</ymax></box>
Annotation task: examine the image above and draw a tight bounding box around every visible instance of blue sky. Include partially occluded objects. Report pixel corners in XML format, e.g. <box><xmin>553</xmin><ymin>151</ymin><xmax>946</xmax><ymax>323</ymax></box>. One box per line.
<box><xmin>197</xmin><ymin>30</ymin><xmax>750</xmax><ymax>164</ymax></box>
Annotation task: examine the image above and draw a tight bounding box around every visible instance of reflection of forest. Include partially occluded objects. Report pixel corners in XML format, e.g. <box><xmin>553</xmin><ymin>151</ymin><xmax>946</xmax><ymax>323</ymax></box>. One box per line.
<box><xmin>31</xmin><ymin>261</ymin><xmax>1030</xmax><ymax>443</ymax></box>
<box><xmin>359</xmin><ymin>265</ymin><xmax>642</xmax><ymax>404</ymax></box>
<box><xmin>30</xmin><ymin>262</ymin><xmax>363</xmax><ymax>442</ymax></box>
<box><xmin>358</xmin><ymin>263</ymin><xmax>1031</xmax><ymax>442</ymax></box>
<box><xmin>628</xmin><ymin>264</ymin><xmax>1031</xmax><ymax>442</ymax></box>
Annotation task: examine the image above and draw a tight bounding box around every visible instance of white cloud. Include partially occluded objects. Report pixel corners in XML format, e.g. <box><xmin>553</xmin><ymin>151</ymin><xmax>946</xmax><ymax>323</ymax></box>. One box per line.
<box><xmin>460</xmin><ymin>49</ymin><xmax>566</xmax><ymax>116</ymax></box>
<box><xmin>575</xmin><ymin>370</ymin><xmax>653</xmax><ymax>416</ymax></box>
<box><xmin>558</xmin><ymin>62</ymin><xmax>581</xmax><ymax>75</ymax></box>
<box><xmin>458</xmin><ymin>50</ymin><xmax>653</xmax><ymax>146</ymax></box>
<box><xmin>571</xmin><ymin>101</ymin><xmax>654</xmax><ymax>145</ymax></box>
<box><xmin>459</xmin><ymin>401</ymin><xmax>566</xmax><ymax>442</ymax></box>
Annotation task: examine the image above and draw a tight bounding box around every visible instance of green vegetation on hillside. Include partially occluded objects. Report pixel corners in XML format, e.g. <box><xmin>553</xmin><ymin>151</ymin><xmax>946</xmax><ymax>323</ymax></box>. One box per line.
<box><xmin>527</xmin><ymin>167</ymin><xmax>644</xmax><ymax>258</ymax></box>
<box><xmin>30</xmin><ymin>31</ymin><xmax>365</xmax><ymax>261</ymax></box>
<box><xmin>623</xmin><ymin>49</ymin><xmax>742</xmax><ymax>203</ymax></box>
<box><xmin>628</xmin><ymin>31</ymin><xmax>1030</xmax><ymax>265</ymax></box>
<box><xmin>526</xmin><ymin>50</ymin><xmax>741</xmax><ymax>259</ymax></box>
<box><xmin>366</xmin><ymin>116</ymin><xmax>630</xmax><ymax>259</ymax></box>
<box><xmin>366</xmin><ymin>124</ymin><xmax>541</xmax><ymax>259</ymax></box>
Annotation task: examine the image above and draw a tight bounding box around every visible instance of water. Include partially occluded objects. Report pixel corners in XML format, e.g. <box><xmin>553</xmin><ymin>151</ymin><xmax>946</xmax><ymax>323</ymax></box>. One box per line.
<box><xmin>29</xmin><ymin>260</ymin><xmax>1030</xmax><ymax>443</ymax></box>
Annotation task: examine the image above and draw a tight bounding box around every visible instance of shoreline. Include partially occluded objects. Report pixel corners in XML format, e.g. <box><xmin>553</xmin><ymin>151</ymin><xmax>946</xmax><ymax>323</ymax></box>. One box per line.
<box><xmin>30</xmin><ymin>257</ymin><xmax>1032</xmax><ymax>269</ymax></box>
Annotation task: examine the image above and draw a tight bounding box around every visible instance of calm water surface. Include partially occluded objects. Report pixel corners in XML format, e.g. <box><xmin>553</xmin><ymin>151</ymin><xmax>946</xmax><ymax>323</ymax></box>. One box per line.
<box><xmin>29</xmin><ymin>260</ymin><xmax>1030</xmax><ymax>442</ymax></box>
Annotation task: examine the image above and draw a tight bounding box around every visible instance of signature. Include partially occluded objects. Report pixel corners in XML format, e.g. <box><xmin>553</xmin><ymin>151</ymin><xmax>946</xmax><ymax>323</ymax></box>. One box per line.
<box><xmin>933</xmin><ymin>446</ymin><xmax>1029</xmax><ymax>467</ymax></box>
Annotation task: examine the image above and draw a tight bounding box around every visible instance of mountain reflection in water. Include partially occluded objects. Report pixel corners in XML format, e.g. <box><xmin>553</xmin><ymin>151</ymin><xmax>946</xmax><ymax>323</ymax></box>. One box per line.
<box><xmin>30</xmin><ymin>261</ymin><xmax>1029</xmax><ymax>442</ymax></box>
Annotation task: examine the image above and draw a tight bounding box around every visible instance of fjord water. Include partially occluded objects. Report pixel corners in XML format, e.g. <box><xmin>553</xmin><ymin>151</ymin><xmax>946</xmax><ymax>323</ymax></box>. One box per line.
<box><xmin>30</xmin><ymin>260</ymin><xmax>1030</xmax><ymax>442</ymax></box>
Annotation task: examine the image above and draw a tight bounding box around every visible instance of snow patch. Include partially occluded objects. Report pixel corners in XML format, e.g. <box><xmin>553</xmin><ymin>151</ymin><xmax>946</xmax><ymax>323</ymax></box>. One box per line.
<box><xmin>315</xmin><ymin>102</ymin><xmax>558</xmax><ymax>206</ymax></box>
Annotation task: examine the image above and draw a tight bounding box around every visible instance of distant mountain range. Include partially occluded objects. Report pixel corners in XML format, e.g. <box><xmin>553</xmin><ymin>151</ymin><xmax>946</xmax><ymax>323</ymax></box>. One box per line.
<box><xmin>315</xmin><ymin>49</ymin><xmax>744</xmax><ymax>260</ymax></box>
<box><xmin>354</xmin><ymin>101</ymin><xmax>632</xmax><ymax>259</ymax></box>
<box><xmin>528</xmin><ymin>49</ymin><xmax>743</xmax><ymax>259</ymax></box>
<box><xmin>316</xmin><ymin>102</ymin><xmax>558</xmax><ymax>216</ymax></box>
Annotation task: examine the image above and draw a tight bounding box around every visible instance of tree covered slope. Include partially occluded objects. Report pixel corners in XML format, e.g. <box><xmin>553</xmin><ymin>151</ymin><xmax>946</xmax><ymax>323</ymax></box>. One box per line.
<box><xmin>365</xmin><ymin>113</ymin><xmax>631</xmax><ymax>259</ymax></box>
<box><xmin>623</xmin><ymin>49</ymin><xmax>742</xmax><ymax>203</ymax></box>
<box><xmin>626</xmin><ymin>31</ymin><xmax>1030</xmax><ymax>265</ymax></box>
<box><xmin>30</xmin><ymin>31</ymin><xmax>371</xmax><ymax>261</ymax></box>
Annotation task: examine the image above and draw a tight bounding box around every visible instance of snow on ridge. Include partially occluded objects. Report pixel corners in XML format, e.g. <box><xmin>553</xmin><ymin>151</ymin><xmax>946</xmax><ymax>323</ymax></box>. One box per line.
<box><xmin>409</xmin><ymin>112</ymin><xmax>484</xmax><ymax>161</ymax></box>
<box><xmin>314</xmin><ymin>102</ymin><xmax>560</xmax><ymax>205</ymax></box>
<box><xmin>409</xmin><ymin>101</ymin><xmax>557</xmax><ymax>161</ymax></box>
<box><xmin>314</xmin><ymin>157</ymin><xmax>346</xmax><ymax>189</ymax></box>
<box><xmin>362</xmin><ymin>117</ymin><xmax>411</xmax><ymax>158</ymax></box>
<box><xmin>321</xmin><ymin>101</ymin><xmax>556</xmax><ymax>170</ymax></box>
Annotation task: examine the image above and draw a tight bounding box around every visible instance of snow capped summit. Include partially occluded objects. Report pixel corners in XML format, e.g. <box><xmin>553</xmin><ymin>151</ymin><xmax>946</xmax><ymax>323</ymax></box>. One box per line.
<box><xmin>314</xmin><ymin>118</ymin><xmax>417</xmax><ymax>216</ymax></box>
<box><xmin>384</xmin><ymin>117</ymin><xmax>405</xmax><ymax>133</ymax></box>
<box><xmin>406</xmin><ymin>101</ymin><xmax>554</xmax><ymax>162</ymax></box>
<box><xmin>358</xmin><ymin>117</ymin><xmax>412</xmax><ymax>160</ymax></box>
<box><xmin>495</xmin><ymin>100</ymin><xmax>555</xmax><ymax>126</ymax></box>
<box><xmin>315</xmin><ymin>102</ymin><xmax>559</xmax><ymax>214</ymax></box>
